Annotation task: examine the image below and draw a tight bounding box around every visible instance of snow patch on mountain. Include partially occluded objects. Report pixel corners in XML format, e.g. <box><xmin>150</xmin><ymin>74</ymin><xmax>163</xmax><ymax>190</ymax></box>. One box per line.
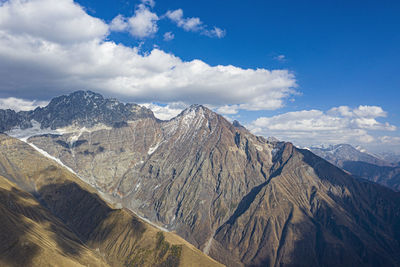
<box><xmin>6</xmin><ymin>119</ymin><xmax>113</xmax><ymax>143</ymax></box>
<box><xmin>6</xmin><ymin>120</ymin><xmax>60</xmax><ymax>141</ymax></box>
<box><xmin>130</xmin><ymin>210</ymin><xmax>169</xmax><ymax>232</ymax></box>
<box><xmin>27</xmin><ymin>141</ymin><xmax>79</xmax><ymax>177</ymax></box>
<box><xmin>135</xmin><ymin>182</ymin><xmax>141</xmax><ymax>191</ymax></box>
<box><xmin>148</xmin><ymin>141</ymin><xmax>163</xmax><ymax>155</ymax></box>
<box><xmin>182</xmin><ymin>109</ymin><xmax>197</xmax><ymax>128</ymax></box>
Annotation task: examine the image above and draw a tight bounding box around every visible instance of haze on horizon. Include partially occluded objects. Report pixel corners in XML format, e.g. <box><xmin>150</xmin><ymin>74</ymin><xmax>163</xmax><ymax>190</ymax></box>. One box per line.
<box><xmin>0</xmin><ymin>0</ymin><xmax>399</xmax><ymax>153</ymax></box>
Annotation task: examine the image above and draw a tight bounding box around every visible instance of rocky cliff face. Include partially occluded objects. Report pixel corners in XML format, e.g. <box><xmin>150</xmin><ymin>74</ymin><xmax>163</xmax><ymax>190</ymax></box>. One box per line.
<box><xmin>5</xmin><ymin>91</ymin><xmax>400</xmax><ymax>266</ymax></box>
<box><xmin>0</xmin><ymin>109</ymin><xmax>30</xmax><ymax>132</ymax></box>
<box><xmin>0</xmin><ymin>90</ymin><xmax>154</xmax><ymax>132</ymax></box>
<box><xmin>0</xmin><ymin>174</ymin><xmax>108</xmax><ymax>267</ymax></box>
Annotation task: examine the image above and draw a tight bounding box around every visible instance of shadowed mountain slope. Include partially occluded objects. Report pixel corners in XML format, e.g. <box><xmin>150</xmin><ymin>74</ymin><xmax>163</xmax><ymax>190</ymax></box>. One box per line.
<box><xmin>213</xmin><ymin>145</ymin><xmax>400</xmax><ymax>266</ymax></box>
<box><xmin>341</xmin><ymin>161</ymin><xmax>400</xmax><ymax>191</ymax></box>
<box><xmin>0</xmin><ymin>175</ymin><xmax>108</xmax><ymax>267</ymax></box>
<box><xmin>0</xmin><ymin>134</ymin><xmax>224</xmax><ymax>267</ymax></box>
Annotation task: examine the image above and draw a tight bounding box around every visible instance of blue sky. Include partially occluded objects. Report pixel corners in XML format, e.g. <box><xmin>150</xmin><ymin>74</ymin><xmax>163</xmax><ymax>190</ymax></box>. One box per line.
<box><xmin>0</xmin><ymin>0</ymin><xmax>399</xmax><ymax>152</ymax></box>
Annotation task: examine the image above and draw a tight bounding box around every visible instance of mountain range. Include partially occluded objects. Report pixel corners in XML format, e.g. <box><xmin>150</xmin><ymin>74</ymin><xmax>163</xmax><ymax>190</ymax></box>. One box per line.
<box><xmin>1</xmin><ymin>90</ymin><xmax>400</xmax><ymax>266</ymax></box>
<box><xmin>310</xmin><ymin>144</ymin><xmax>400</xmax><ymax>191</ymax></box>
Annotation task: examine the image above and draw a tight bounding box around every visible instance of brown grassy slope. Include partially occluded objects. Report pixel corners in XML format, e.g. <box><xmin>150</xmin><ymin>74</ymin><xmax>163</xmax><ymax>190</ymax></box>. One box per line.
<box><xmin>0</xmin><ymin>175</ymin><xmax>109</xmax><ymax>267</ymax></box>
<box><xmin>0</xmin><ymin>134</ymin><xmax>224</xmax><ymax>267</ymax></box>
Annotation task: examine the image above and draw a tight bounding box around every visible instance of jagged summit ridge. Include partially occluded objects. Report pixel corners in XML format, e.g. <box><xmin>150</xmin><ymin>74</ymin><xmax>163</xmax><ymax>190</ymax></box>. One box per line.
<box><xmin>175</xmin><ymin>104</ymin><xmax>212</xmax><ymax>119</ymax></box>
<box><xmin>0</xmin><ymin>90</ymin><xmax>155</xmax><ymax>132</ymax></box>
<box><xmin>31</xmin><ymin>90</ymin><xmax>154</xmax><ymax>129</ymax></box>
<box><xmin>162</xmin><ymin>103</ymin><xmax>218</xmax><ymax>138</ymax></box>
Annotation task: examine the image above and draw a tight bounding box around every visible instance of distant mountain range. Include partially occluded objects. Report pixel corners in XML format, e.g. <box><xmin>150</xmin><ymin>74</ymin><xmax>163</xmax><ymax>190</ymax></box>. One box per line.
<box><xmin>310</xmin><ymin>144</ymin><xmax>400</xmax><ymax>191</ymax></box>
<box><xmin>1</xmin><ymin>91</ymin><xmax>400</xmax><ymax>267</ymax></box>
<box><xmin>376</xmin><ymin>151</ymin><xmax>400</xmax><ymax>165</ymax></box>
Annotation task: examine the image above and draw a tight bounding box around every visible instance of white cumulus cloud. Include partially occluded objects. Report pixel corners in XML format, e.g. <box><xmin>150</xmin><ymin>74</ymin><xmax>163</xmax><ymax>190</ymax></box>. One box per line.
<box><xmin>248</xmin><ymin>105</ymin><xmax>396</xmax><ymax>146</ymax></box>
<box><xmin>109</xmin><ymin>0</ymin><xmax>158</xmax><ymax>39</ymax></box>
<box><xmin>379</xmin><ymin>136</ymin><xmax>400</xmax><ymax>144</ymax></box>
<box><xmin>216</xmin><ymin>105</ymin><xmax>239</xmax><ymax>115</ymax></box>
<box><xmin>141</xmin><ymin>0</ymin><xmax>155</xmax><ymax>8</ymax></box>
<box><xmin>207</xmin><ymin>27</ymin><xmax>226</xmax><ymax>38</ymax></box>
<box><xmin>0</xmin><ymin>0</ymin><xmax>108</xmax><ymax>44</ymax></box>
<box><xmin>274</xmin><ymin>55</ymin><xmax>286</xmax><ymax>62</ymax></box>
<box><xmin>0</xmin><ymin>0</ymin><xmax>295</xmax><ymax>112</ymax></box>
<box><xmin>166</xmin><ymin>9</ymin><xmax>202</xmax><ymax>31</ymax></box>
<box><xmin>142</xmin><ymin>102</ymin><xmax>187</xmax><ymax>120</ymax></box>
<box><xmin>110</xmin><ymin>14</ymin><xmax>129</xmax><ymax>32</ymax></box>
<box><xmin>328</xmin><ymin>105</ymin><xmax>387</xmax><ymax>118</ymax></box>
<box><xmin>127</xmin><ymin>3</ymin><xmax>158</xmax><ymax>38</ymax></box>
<box><xmin>163</xmin><ymin>31</ymin><xmax>174</xmax><ymax>41</ymax></box>
<box><xmin>0</xmin><ymin>97</ymin><xmax>48</xmax><ymax>111</ymax></box>
<box><xmin>165</xmin><ymin>8</ymin><xmax>225</xmax><ymax>38</ymax></box>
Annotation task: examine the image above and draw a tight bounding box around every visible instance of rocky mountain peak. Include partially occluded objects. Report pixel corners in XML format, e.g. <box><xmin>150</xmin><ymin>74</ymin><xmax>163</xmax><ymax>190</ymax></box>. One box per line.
<box><xmin>45</xmin><ymin>90</ymin><xmax>103</xmax><ymax>108</ymax></box>
<box><xmin>178</xmin><ymin>104</ymin><xmax>211</xmax><ymax>117</ymax></box>
<box><xmin>168</xmin><ymin>104</ymin><xmax>218</xmax><ymax>128</ymax></box>
<box><xmin>39</xmin><ymin>90</ymin><xmax>104</xmax><ymax>115</ymax></box>
<box><xmin>0</xmin><ymin>90</ymin><xmax>155</xmax><ymax>132</ymax></box>
<box><xmin>32</xmin><ymin>90</ymin><xmax>155</xmax><ymax>129</ymax></box>
<box><xmin>232</xmin><ymin>120</ymin><xmax>247</xmax><ymax>131</ymax></box>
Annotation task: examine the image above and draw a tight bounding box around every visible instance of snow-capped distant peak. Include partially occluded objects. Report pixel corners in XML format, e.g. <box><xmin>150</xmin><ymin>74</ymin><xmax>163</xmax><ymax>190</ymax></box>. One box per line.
<box><xmin>355</xmin><ymin>145</ymin><xmax>367</xmax><ymax>153</ymax></box>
